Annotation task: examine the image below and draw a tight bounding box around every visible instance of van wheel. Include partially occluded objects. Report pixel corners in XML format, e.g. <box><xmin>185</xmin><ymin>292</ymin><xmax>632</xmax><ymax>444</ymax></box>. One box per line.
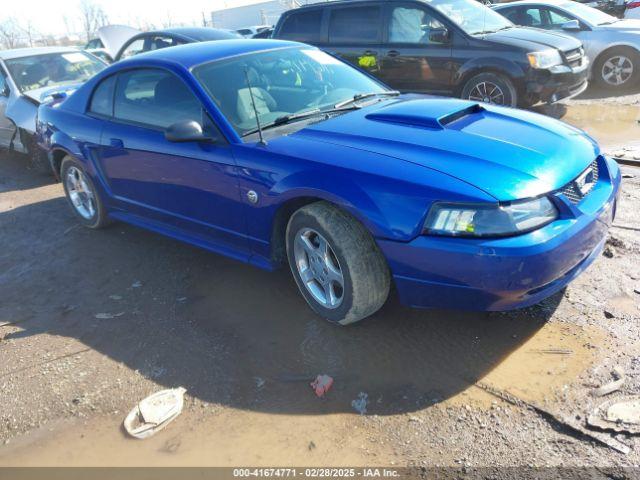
<box><xmin>286</xmin><ymin>201</ymin><xmax>390</xmax><ymax>325</ymax></box>
<box><xmin>461</xmin><ymin>72</ymin><xmax>517</xmax><ymax>107</ymax></box>
<box><xmin>594</xmin><ymin>47</ymin><xmax>640</xmax><ymax>90</ymax></box>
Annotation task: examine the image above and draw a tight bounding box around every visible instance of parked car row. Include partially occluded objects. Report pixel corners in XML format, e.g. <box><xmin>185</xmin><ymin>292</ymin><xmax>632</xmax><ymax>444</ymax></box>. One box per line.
<box><xmin>1</xmin><ymin>0</ymin><xmax>639</xmax><ymax>172</ymax></box>
<box><xmin>34</xmin><ymin>39</ymin><xmax>621</xmax><ymax>324</ymax></box>
<box><xmin>271</xmin><ymin>0</ymin><xmax>640</xmax><ymax>103</ymax></box>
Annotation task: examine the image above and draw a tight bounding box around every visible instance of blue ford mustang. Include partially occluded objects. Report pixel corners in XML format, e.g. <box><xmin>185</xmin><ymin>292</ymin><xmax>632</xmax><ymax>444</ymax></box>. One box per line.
<box><xmin>37</xmin><ymin>40</ymin><xmax>621</xmax><ymax>325</ymax></box>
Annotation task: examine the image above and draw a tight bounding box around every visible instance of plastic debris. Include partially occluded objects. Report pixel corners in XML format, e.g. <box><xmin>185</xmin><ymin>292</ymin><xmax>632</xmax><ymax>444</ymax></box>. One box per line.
<box><xmin>131</xmin><ymin>281</ymin><xmax>143</xmax><ymax>288</ymax></box>
<box><xmin>109</xmin><ymin>295</ymin><xmax>123</xmax><ymax>301</ymax></box>
<box><xmin>591</xmin><ymin>366</ymin><xmax>625</xmax><ymax>397</ymax></box>
<box><xmin>94</xmin><ymin>312</ymin><xmax>124</xmax><ymax>319</ymax></box>
<box><xmin>254</xmin><ymin>377</ymin><xmax>266</xmax><ymax>389</ymax></box>
<box><xmin>123</xmin><ymin>387</ymin><xmax>186</xmax><ymax>439</ymax></box>
<box><xmin>310</xmin><ymin>374</ymin><xmax>334</xmax><ymax>397</ymax></box>
<box><xmin>352</xmin><ymin>392</ymin><xmax>369</xmax><ymax>415</ymax></box>
<box><xmin>588</xmin><ymin>395</ymin><xmax>640</xmax><ymax>435</ymax></box>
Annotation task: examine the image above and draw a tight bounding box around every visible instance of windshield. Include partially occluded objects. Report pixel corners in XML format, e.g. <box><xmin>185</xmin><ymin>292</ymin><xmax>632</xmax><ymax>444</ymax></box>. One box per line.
<box><xmin>5</xmin><ymin>51</ymin><xmax>105</xmax><ymax>93</ymax></box>
<box><xmin>193</xmin><ymin>47</ymin><xmax>388</xmax><ymax>137</ymax></box>
<box><xmin>559</xmin><ymin>2</ymin><xmax>617</xmax><ymax>25</ymax></box>
<box><xmin>425</xmin><ymin>0</ymin><xmax>513</xmax><ymax>35</ymax></box>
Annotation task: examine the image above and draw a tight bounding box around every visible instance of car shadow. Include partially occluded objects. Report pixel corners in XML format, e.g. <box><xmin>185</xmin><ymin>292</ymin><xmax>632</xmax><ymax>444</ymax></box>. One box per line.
<box><xmin>0</xmin><ymin>190</ymin><xmax>562</xmax><ymax>417</ymax></box>
<box><xmin>0</xmin><ymin>152</ymin><xmax>57</xmax><ymax>193</ymax></box>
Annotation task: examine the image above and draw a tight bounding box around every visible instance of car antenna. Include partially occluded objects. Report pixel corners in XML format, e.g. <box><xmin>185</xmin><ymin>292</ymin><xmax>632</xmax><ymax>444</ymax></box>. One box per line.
<box><xmin>244</xmin><ymin>67</ymin><xmax>267</xmax><ymax>146</ymax></box>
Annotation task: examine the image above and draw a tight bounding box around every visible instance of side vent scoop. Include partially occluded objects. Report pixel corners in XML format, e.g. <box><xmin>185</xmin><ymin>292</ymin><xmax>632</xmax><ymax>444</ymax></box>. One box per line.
<box><xmin>365</xmin><ymin>99</ymin><xmax>486</xmax><ymax>130</ymax></box>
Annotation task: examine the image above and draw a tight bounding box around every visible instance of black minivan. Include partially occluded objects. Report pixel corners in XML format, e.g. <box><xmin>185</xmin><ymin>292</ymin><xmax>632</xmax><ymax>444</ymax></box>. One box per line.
<box><xmin>273</xmin><ymin>0</ymin><xmax>589</xmax><ymax>107</ymax></box>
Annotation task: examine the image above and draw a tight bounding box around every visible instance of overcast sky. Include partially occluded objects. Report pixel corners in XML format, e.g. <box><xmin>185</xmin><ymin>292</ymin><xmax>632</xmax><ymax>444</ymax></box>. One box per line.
<box><xmin>2</xmin><ymin>0</ymin><xmax>266</xmax><ymax>36</ymax></box>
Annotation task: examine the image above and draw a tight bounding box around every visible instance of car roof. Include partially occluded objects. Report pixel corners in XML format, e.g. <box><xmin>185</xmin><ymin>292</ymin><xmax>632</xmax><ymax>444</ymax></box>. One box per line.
<box><xmin>494</xmin><ymin>0</ymin><xmax>567</xmax><ymax>6</ymax></box>
<box><xmin>122</xmin><ymin>38</ymin><xmax>302</xmax><ymax>69</ymax></box>
<box><xmin>146</xmin><ymin>27</ymin><xmax>240</xmax><ymax>41</ymax></box>
<box><xmin>0</xmin><ymin>46</ymin><xmax>81</xmax><ymax>61</ymax></box>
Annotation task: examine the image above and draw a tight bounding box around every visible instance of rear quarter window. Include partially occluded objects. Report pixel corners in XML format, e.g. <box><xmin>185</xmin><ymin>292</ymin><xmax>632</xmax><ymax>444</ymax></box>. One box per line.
<box><xmin>89</xmin><ymin>75</ymin><xmax>116</xmax><ymax>116</ymax></box>
<box><xmin>279</xmin><ymin>10</ymin><xmax>323</xmax><ymax>42</ymax></box>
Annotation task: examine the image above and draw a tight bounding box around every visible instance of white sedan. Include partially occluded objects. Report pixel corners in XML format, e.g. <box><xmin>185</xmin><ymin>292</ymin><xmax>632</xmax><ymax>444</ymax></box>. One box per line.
<box><xmin>494</xmin><ymin>0</ymin><xmax>640</xmax><ymax>89</ymax></box>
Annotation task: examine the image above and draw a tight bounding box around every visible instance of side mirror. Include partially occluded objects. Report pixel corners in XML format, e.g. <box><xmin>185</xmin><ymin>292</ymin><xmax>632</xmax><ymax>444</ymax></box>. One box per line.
<box><xmin>428</xmin><ymin>27</ymin><xmax>450</xmax><ymax>44</ymax></box>
<box><xmin>561</xmin><ymin>20</ymin><xmax>581</xmax><ymax>31</ymax></box>
<box><xmin>165</xmin><ymin>120</ymin><xmax>214</xmax><ymax>143</ymax></box>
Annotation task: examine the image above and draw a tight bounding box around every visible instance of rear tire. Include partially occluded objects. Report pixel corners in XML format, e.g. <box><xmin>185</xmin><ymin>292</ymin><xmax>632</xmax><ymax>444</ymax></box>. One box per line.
<box><xmin>593</xmin><ymin>47</ymin><xmax>640</xmax><ymax>90</ymax></box>
<box><xmin>60</xmin><ymin>156</ymin><xmax>110</xmax><ymax>229</ymax></box>
<box><xmin>461</xmin><ymin>72</ymin><xmax>518</xmax><ymax>107</ymax></box>
<box><xmin>286</xmin><ymin>201</ymin><xmax>390</xmax><ymax>325</ymax></box>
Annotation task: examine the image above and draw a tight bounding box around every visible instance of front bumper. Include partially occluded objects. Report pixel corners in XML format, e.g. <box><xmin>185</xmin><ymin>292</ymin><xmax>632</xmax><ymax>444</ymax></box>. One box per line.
<box><xmin>379</xmin><ymin>156</ymin><xmax>621</xmax><ymax>311</ymax></box>
<box><xmin>525</xmin><ymin>61</ymin><xmax>589</xmax><ymax>104</ymax></box>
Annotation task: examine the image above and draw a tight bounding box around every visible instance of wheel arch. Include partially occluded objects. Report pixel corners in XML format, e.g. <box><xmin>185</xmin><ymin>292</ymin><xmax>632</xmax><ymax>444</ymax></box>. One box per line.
<box><xmin>454</xmin><ymin>59</ymin><xmax>525</xmax><ymax>97</ymax></box>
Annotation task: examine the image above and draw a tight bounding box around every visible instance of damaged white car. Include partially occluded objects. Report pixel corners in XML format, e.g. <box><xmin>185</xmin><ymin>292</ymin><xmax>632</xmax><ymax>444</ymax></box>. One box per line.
<box><xmin>0</xmin><ymin>47</ymin><xmax>105</xmax><ymax>173</ymax></box>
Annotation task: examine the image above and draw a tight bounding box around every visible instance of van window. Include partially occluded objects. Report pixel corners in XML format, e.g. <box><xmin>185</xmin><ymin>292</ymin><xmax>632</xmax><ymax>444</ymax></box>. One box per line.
<box><xmin>329</xmin><ymin>6</ymin><xmax>381</xmax><ymax>44</ymax></box>
<box><xmin>279</xmin><ymin>10</ymin><xmax>323</xmax><ymax>43</ymax></box>
<box><xmin>388</xmin><ymin>6</ymin><xmax>447</xmax><ymax>44</ymax></box>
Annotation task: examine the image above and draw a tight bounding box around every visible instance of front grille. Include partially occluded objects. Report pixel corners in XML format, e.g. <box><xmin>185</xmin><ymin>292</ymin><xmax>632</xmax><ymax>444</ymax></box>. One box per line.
<box><xmin>564</xmin><ymin>47</ymin><xmax>584</xmax><ymax>69</ymax></box>
<box><xmin>559</xmin><ymin>159</ymin><xmax>599</xmax><ymax>204</ymax></box>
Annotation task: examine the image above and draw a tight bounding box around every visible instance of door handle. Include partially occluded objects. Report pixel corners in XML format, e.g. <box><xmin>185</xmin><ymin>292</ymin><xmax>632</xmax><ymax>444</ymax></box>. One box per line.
<box><xmin>386</xmin><ymin>50</ymin><xmax>400</xmax><ymax>57</ymax></box>
<box><xmin>109</xmin><ymin>138</ymin><xmax>124</xmax><ymax>148</ymax></box>
<box><xmin>363</xmin><ymin>50</ymin><xmax>378</xmax><ymax>56</ymax></box>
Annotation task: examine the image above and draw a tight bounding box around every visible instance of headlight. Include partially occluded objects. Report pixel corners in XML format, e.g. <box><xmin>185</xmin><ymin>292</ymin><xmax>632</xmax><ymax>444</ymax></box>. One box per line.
<box><xmin>423</xmin><ymin>197</ymin><xmax>558</xmax><ymax>237</ymax></box>
<box><xmin>527</xmin><ymin>50</ymin><xmax>563</xmax><ymax>69</ymax></box>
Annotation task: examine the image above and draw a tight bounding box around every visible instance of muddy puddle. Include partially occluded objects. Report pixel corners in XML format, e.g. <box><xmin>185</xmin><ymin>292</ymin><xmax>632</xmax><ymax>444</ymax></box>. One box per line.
<box><xmin>538</xmin><ymin>103</ymin><xmax>640</xmax><ymax>150</ymax></box>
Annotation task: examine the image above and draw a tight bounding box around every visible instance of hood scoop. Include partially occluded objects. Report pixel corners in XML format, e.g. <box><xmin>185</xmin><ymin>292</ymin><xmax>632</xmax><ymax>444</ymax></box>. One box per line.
<box><xmin>365</xmin><ymin>99</ymin><xmax>485</xmax><ymax>130</ymax></box>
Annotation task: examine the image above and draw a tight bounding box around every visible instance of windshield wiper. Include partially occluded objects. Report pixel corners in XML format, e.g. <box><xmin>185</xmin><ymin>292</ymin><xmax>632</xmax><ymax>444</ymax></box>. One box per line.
<box><xmin>334</xmin><ymin>91</ymin><xmax>400</xmax><ymax>109</ymax></box>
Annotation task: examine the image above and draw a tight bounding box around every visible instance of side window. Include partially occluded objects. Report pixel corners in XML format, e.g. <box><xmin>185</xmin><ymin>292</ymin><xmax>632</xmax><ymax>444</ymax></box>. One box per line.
<box><xmin>148</xmin><ymin>35</ymin><xmax>179</xmax><ymax>51</ymax></box>
<box><xmin>522</xmin><ymin>8</ymin><xmax>544</xmax><ymax>27</ymax></box>
<box><xmin>548</xmin><ymin>8</ymin><xmax>574</xmax><ymax>28</ymax></box>
<box><xmin>279</xmin><ymin>10</ymin><xmax>323</xmax><ymax>43</ymax></box>
<box><xmin>388</xmin><ymin>6</ymin><xmax>447</xmax><ymax>44</ymax></box>
<box><xmin>120</xmin><ymin>38</ymin><xmax>145</xmax><ymax>59</ymax></box>
<box><xmin>113</xmin><ymin>69</ymin><xmax>202</xmax><ymax>129</ymax></box>
<box><xmin>329</xmin><ymin>6</ymin><xmax>381</xmax><ymax>44</ymax></box>
<box><xmin>88</xmin><ymin>75</ymin><xmax>116</xmax><ymax>116</ymax></box>
<box><xmin>500</xmin><ymin>8</ymin><xmax>521</xmax><ymax>23</ymax></box>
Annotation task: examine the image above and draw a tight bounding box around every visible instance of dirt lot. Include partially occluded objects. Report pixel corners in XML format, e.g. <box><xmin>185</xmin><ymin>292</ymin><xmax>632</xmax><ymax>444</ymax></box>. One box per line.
<box><xmin>0</xmin><ymin>87</ymin><xmax>639</xmax><ymax>473</ymax></box>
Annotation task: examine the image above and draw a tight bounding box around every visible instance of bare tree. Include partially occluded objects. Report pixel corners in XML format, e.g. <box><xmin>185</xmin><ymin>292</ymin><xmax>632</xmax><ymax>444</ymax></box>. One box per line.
<box><xmin>0</xmin><ymin>18</ymin><xmax>22</xmax><ymax>49</ymax></box>
<box><xmin>161</xmin><ymin>11</ymin><xmax>174</xmax><ymax>29</ymax></box>
<box><xmin>78</xmin><ymin>0</ymin><xmax>109</xmax><ymax>42</ymax></box>
<box><xmin>18</xmin><ymin>20</ymin><xmax>39</xmax><ymax>47</ymax></box>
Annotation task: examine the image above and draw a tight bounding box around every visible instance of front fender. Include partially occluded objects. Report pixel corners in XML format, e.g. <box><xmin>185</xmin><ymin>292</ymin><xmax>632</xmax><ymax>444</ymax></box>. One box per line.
<box><xmin>454</xmin><ymin>57</ymin><xmax>526</xmax><ymax>86</ymax></box>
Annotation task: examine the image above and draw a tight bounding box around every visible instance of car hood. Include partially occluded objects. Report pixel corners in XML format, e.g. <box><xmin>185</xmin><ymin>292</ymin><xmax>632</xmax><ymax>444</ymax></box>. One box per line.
<box><xmin>22</xmin><ymin>83</ymin><xmax>83</xmax><ymax>104</ymax></box>
<box><xmin>597</xmin><ymin>19</ymin><xmax>640</xmax><ymax>33</ymax></box>
<box><xmin>483</xmin><ymin>26</ymin><xmax>582</xmax><ymax>51</ymax></box>
<box><xmin>294</xmin><ymin>97</ymin><xmax>599</xmax><ymax>202</ymax></box>
<box><xmin>97</xmin><ymin>25</ymin><xmax>140</xmax><ymax>58</ymax></box>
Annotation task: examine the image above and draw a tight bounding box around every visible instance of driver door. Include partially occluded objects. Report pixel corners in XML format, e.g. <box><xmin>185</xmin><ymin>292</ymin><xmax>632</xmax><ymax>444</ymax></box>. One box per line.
<box><xmin>94</xmin><ymin>68</ymin><xmax>248</xmax><ymax>255</ymax></box>
<box><xmin>378</xmin><ymin>3</ymin><xmax>453</xmax><ymax>93</ymax></box>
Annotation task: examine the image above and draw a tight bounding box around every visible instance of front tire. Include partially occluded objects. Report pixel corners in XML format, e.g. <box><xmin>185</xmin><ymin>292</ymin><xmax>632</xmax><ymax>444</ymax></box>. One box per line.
<box><xmin>594</xmin><ymin>47</ymin><xmax>640</xmax><ymax>90</ymax></box>
<box><xmin>286</xmin><ymin>202</ymin><xmax>390</xmax><ymax>325</ymax></box>
<box><xmin>61</xmin><ymin>156</ymin><xmax>110</xmax><ymax>229</ymax></box>
<box><xmin>461</xmin><ymin>72</ymin><xmax>517</xmax><ymax>107</ymax></box>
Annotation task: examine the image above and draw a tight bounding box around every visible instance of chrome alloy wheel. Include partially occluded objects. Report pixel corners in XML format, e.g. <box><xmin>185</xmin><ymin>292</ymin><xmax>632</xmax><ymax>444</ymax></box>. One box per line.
<box><xmin>293</xmin><ymin>228</ymin><xmax>344</xmax><ymax>309</ymax></box>
<box><xmin>602</xmin><ymin>55</ymin><xmax>634</xmax><ymax>86</ymax></box>
<box><xmin>467</xmin><ymin>81</ymin><xmax>505</xmax><ymax>105</ymax></box>
<box><xmin>65</xmin><ymin>166</ymin><xmax>96</xmax><ymax>220</ymax></box>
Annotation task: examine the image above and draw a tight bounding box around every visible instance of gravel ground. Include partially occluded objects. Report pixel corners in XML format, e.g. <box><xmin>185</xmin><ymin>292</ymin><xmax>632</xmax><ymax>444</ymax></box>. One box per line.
<box><xmin>0</xmin><ymin>87</ymin><xmax>638</xmax><ymax>474</ymax></box>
